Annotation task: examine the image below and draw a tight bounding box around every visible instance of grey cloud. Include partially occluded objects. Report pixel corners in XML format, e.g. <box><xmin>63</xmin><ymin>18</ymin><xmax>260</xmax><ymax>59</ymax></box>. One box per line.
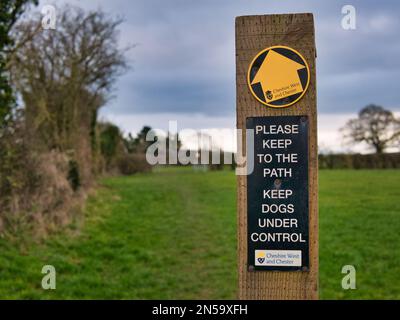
<box><xmin>110</xmin><ymin>75</ymin><xmax>235</xmax><ymax>115</ymax></box>
<box><xmin>52</xmin><ymin>0</ymin><xmax>400</xmax><ymax>116</ymax></box>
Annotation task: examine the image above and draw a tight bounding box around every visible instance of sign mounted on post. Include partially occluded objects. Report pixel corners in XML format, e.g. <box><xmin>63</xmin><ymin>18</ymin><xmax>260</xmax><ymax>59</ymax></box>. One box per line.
<box><xmin>247</xmin><ymin>116</ymin><xmax>309</xmax><ymax>271</ymax></box>
<box><xmin>236</xmin><ymin>13</ymin><xmax>318</xmax><ymax>300</ymax></box>
<box><xmin>247</xmin><ymin>46</ymin><xmax>310</xmax><ymax>108</ymax></box>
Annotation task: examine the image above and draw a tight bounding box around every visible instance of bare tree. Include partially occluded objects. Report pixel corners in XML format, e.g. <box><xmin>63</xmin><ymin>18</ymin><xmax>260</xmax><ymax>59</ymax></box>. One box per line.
<box><xmin>341</xmin><ymin>104</ymin><xmax>400</xmax><ymax>154</ymax></box>
<box><xmin>9</xmin><ymin>6</ymin><xmax>129</xmax><ymax>183</ymax></box>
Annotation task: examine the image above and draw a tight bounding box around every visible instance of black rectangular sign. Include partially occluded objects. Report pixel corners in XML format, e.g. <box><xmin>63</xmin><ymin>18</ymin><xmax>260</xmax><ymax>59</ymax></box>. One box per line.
<box><xmin>246</xmin><ymin>116</ymin><xmax>309</xmax><ymax>271</ymax></box>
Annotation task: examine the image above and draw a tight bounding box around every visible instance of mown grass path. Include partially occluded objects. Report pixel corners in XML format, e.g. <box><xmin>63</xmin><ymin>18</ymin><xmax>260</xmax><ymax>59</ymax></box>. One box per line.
<box><xmin>0</xmin><ymin>168</ymin><xmax>237</xmax><ymax>299</ymax></box>
<box><xmin>0</xmin><ymin>169</ymin><xmax>399</xmax><ymax>299</ymax></box>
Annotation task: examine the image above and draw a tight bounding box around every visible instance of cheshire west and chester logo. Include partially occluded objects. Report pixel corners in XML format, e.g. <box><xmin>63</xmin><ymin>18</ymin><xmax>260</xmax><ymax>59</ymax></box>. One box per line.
<box><xmin>247</xmin><ymin>45</ymin><xmax>310</xmax><ymax>108</ymax></box>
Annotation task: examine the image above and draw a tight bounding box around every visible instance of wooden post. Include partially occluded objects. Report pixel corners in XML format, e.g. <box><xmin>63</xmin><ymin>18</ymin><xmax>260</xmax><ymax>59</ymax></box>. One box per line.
<box><xmin>236</xmin><ymin>13</ymin><xmax>318</xmax><ymax>299</ymax></box>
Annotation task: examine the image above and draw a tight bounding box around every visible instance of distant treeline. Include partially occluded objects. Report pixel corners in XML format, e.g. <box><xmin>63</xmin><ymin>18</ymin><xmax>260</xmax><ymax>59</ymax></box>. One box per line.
<box><xmin>179</xmin><ymin>151</ymin><xmax>400</xmax><ymax>170</ymax></box>
<box><xmin>319</xmin><ymin>152</ymin><xmax>400</xmax><ymax>169</ymax></box>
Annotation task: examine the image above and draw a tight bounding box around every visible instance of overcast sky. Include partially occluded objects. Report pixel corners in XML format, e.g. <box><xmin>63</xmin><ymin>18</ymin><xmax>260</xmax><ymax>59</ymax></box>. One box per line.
<box><xmin>39</xmin><ymin>0</ymin><xmax>400</xmax><ymax>152</ymax></box>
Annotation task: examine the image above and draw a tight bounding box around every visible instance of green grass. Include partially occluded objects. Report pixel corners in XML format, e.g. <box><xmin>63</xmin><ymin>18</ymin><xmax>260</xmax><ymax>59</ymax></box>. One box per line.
<box><xmin>319</xmin><ymin>170</ymin><xmax>400</xmax><ymax>299</ymax></box>
<box><xmin>0</xmin><ymin>168</ymin><xmax>399</xmax><ymax>299</ymax></box>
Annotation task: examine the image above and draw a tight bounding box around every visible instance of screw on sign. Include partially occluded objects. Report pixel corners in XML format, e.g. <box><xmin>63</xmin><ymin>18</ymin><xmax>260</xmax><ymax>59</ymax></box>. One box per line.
<box><xmin>235</xmin><ymin>13</ymin><xmax>318</xmax><ymax>300</ymax></box>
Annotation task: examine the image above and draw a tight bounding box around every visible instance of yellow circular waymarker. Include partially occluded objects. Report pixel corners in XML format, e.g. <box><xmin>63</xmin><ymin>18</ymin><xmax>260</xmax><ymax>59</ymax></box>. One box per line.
<box><xmin>247</xmin><ymin>46</ymin><xmax>310</xmax><ymax>108</ymax></box>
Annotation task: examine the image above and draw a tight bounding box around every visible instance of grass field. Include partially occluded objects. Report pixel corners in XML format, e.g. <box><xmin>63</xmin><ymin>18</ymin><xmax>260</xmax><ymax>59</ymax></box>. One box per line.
<box><xmin>0</xmin><ymin>168</ymin><xmax>399</xmax><ymax>299</ymax></box>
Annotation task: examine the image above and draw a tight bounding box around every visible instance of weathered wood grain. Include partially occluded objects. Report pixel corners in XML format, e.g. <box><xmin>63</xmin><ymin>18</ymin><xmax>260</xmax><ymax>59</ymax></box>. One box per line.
<box><xmin>235</xmin><ymin>13</ymin><xmax>318</xmax><ymax>300</ymax></box>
